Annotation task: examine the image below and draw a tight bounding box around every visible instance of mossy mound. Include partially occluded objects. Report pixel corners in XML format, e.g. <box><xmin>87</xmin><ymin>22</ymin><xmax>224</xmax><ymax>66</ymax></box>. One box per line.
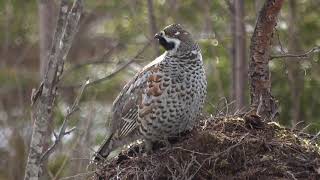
<box><xmin>92</xmin><ymin>116</ymin><xmax>320</xmax><ymax>179</ymax></box>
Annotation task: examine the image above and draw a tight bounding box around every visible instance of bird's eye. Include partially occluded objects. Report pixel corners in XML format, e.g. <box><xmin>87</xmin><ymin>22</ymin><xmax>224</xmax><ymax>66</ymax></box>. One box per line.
<box><xmin>159</xmin><ymin>31</ymin><xmax>164</xmax><ymax>36</ymax></box>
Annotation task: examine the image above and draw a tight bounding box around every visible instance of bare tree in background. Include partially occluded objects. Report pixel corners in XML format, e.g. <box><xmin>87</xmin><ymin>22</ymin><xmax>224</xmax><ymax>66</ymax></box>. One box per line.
<box><xmin>1</xmin><ymin>0</ymin><xmax>12</xmax><ymax>67</ymax></box>
<box><xmin>286</xmin><ymin>0</ymin><xmax>304</xmax><ymax>127</ymax></box>
<box><xmin>39</xmin><ymin>0</ymin><xmax>56</xmax><ymax>78</ymax></box>
<box><xmin>231</xmin><ymin>0</ymin><xmax>247</xmax><ymax>111</ymax></box>
<box><xmin>24</xmin><ymin>0</ymin><xmax>83</xmax><ymax>179</ymax></box>
<box><xmin>147</xmin><ymin>0</ymin><xmax>160</xmax><ymax>57</ymax></box>
<box><xmin>249</xmin><ymin>0</ymin><xmax>284</xmax><ymax>121</ymax></box>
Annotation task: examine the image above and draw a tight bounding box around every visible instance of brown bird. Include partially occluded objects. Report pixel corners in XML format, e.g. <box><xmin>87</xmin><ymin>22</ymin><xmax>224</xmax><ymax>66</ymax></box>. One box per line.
<box><xmin>94</xmin><ymin>24</ymin><xmax>207</xmax><ymax>162</ymax></box>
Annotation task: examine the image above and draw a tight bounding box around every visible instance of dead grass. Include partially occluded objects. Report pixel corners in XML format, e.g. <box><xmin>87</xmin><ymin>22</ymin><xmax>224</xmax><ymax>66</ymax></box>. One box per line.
<box><xmin>91</xmin><ymin>116</ymin><xmax>320</xmax><ymax>180</ymax></box>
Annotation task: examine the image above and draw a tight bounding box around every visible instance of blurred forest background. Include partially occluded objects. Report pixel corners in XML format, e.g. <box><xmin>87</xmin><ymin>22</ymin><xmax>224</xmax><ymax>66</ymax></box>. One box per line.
<box><xmin>0</xmin><ymin>0</ymin><xmax>319</xmax><ymax>179</ymax></box>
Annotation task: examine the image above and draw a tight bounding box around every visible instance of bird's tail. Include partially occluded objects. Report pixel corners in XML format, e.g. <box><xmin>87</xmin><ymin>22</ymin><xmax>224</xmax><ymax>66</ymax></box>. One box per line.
<box><xmin>93</xmin><ymin>134</ymin><xmax>115</xmax><ymax>162</ymax></box>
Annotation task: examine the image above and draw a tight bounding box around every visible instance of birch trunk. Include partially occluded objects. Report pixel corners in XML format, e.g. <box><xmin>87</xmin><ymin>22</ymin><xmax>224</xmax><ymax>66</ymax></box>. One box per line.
<box><xmin>24</xmin><ymin>1</ymin><xmax>83</xmax><ymax>179</ymax></box>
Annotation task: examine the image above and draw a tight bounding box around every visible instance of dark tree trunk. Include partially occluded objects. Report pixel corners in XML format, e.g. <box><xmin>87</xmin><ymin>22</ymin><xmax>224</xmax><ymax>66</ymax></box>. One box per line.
<box><xmin>231</xmin><ymin>0</ymin><xmax>247</xmax><ymax>111</ymax></box>
<box><xmin>287</xmin><ymin>0</ymin><xmax>304</xmax><ymax>128</ymax></box>
<box><xmin>147</xmin><ymin>0</ymin><xmax>160</xmax><ymax>57</ymax></box>
<box><xmin>249</xmin><ymin>0</ymin><xmax>284</xmax><ymax>121</ymax></box>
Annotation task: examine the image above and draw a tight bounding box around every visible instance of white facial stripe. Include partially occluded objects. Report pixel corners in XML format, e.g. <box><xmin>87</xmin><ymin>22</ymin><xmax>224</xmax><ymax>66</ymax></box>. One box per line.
<box><xmin>163</xmin><ymin>35</ymin><xmax>181</xmax><ymax>52</ymax></box>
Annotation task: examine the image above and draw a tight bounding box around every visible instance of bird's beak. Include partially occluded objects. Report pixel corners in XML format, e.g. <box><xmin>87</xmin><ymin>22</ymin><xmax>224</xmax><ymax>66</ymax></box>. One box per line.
<box><xmin>154</xmin><ymin>33</ymin><xmax>161</xmax><ymax>39</ymax></box>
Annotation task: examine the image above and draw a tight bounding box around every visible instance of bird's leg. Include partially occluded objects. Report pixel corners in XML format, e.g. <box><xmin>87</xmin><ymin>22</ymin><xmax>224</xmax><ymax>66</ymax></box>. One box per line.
<box><xmin>136</xmin><ymin>141</ymin><xmax>145</xmax><ymax>154</ymax></box>
<box><xmin>162</xmin><ymin>137</ymin><xmax>172</xmax><ymax>149</ymax></box>
<box><xmin>144</xmin><ymin>139</ymin><xmax>154</xmax><ymax>154</ymax></box>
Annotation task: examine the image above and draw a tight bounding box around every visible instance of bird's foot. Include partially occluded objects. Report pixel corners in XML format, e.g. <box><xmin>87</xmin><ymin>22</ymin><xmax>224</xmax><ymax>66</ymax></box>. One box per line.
<box><xmin>144</xmin><ymin>140</ymin><xmax>154</xmax><ymax>154</ymax></box>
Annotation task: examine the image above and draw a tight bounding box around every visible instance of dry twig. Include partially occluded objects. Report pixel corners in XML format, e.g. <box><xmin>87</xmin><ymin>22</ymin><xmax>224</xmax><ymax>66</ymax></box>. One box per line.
<box><xmin>41</xmin><ymin>78</ymin><xmax>89</xmax><ymax>162</ymax></box>
<box><xmin>62</xmin><ymin>40</ymin><xmax>152</xmax><ymax>88</ymax></box>
<box><xmin>61</xmin><ymin>43</ymin><xmax>120</xmax><ymax>79</ymax></box>
<box><xmin>59</xmin><ymin>171</ymin><xmax>96</xmax><ymax>180</ymax></box>
<box><xmin>86</xmin><ymin>41</ymin><xmax>151</xmax><ymax>87</ymax></box>
<box><xmin>271</xmin><ymin>46</ymin><xmax>320</xmax><ymax>60</ymax></box>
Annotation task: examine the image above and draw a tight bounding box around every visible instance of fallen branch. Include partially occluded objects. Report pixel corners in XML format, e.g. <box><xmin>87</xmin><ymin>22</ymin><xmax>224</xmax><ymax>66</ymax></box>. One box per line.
<box><xmin>41</xmin><ymin>78</ymin><xmax>89</xmax><ymax>162</ymax></box>
<box><xmin>271</xmin><ymin>46</ymin><xmax>320</xmax><ymax>60</ymax></box>
<box><xmin>173</xmin><ymin>133</ymin><xmax>248</xmax><ymax>158</ymax></box>
<box><xmin>59</xmin><ymin>171</ymin><xmax>96</xmax><ymax>180</ymax></box>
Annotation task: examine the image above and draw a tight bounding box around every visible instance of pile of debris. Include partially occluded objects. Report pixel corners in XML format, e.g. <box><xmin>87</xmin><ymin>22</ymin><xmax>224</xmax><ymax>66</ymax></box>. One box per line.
<box><xmin>92</xmin><ymin>116</ymin><xmax>320</xmax><ymax>179</ymax></box>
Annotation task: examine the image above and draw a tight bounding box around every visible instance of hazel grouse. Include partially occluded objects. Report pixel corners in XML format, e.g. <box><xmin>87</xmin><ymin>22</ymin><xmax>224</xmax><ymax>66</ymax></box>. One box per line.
<box><xmin>94</xmin><ymin>24</ymin><xmax>207</xmax><ymax>161</ymax></box>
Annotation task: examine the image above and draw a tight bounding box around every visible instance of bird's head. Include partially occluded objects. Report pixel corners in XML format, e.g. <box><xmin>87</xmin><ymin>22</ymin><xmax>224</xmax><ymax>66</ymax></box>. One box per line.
<box><xmin>154</xmin><ymin>24</ymin><xmax>198</xmax><ymax>54</ymax></box>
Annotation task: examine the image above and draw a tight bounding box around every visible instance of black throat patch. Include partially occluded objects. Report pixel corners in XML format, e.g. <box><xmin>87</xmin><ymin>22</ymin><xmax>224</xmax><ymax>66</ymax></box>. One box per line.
<box><xmin>158</xmin><ymin>37</ymin><xmax>175</xmax><ymax>51</ymax></box>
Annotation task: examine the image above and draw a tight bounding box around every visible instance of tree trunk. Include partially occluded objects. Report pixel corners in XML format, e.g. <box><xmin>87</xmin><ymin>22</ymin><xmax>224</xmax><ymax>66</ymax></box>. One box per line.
<box><xmin>1</xmin><ymin>0</ymin><xmax>12</xmax><ymax>68</ymax></box>
<box><xmin>249</xmin><ymin>0</ymin><xmax>284</xmax><ymax>121</ymax></box>
<box><xmin>286</xmin><ymin>0</ymin><xmax>304</xmax><ymax>127</ymax></box>
<box><xmin>38</xmin><ymin>1</ymin><xmax>56</xmax><ymax>179</ymax></box>
<box><xmin>231</xmin><ymin>0</ymin><xmax>247</xmax><ymax>111</ymax></box>
<box><xmin>24</xmin><ymin>1</ymin><xmax>83</xmax><ymax>179</ymax></box>
<box><xmin>147</xmin><ymin>0</ymin><xmax>160</xmax><ymax>57</ymax></box>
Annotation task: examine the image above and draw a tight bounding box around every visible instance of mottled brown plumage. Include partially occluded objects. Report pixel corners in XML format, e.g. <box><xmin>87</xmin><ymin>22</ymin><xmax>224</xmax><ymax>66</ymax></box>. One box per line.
<box><xmin>94</xmin><ymin>24</ymin><xmax>207</xmax><ymax>162</ymax></box>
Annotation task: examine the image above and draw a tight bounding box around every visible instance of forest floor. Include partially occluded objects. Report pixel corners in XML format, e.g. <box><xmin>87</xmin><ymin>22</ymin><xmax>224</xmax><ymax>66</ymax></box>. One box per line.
<box><xmin>92</xmin><ymin>115</ymin><xmax>320</xmax><ymax>180</ymax></box>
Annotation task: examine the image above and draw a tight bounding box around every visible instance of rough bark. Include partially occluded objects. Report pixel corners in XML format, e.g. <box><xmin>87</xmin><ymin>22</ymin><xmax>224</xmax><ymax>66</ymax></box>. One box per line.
<box><xmin>24</xmin><ymin>1</ymin><xmax>83</xmax><ymax>179</ymax></box>
<box><xmin>249</xmin><ymin>0</ymin><xmax>284</xmax><ymax>121</ymax></box>
<box><xmin>147</xmin><ymin>0</ymin><xmax>160</xmax><ymax>57</ymax></box>
<box><xmin>231</xmin><ymin>0</ymin><xmax>247</xmax><ymax>111</ymax></box>
<box><xmin>38</xmin><ymin>1</ymin><xmax>56</xmax><ymax>178</ymax></box>
<box><xmin>286</xmin><ymin>0</ymin><xmax>304</xmax><ymax>128</ymax></box>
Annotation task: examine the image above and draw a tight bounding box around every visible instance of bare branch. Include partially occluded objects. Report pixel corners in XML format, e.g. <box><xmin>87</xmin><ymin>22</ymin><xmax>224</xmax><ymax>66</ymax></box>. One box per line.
<box><xmin>53</xmin><ymin>131</ymin><xmax>58</xmax><ymax>139</ymax></box>
<box><xmin>173</xmin><ymin>133</ymin><xmax>248</xmax><ymax>158</ymax></box>
<box><xmin>62</xmin><ymin>40</ymin><xmax>152</xmax><ymax>88</ymax></box>
<box><xmin>62</xmin><ymin>43</ymin><xmax>120</xmax><ymax>78</ymax></box>
<box><xmin>310</xmin><ymin>131</ymin><xmax>320</xmax><ymax>143</ymax></box>
<box><xmin>59</xmin><ymin>171</ymin><xmax>96</xmax><ymax>180</ymax></box>
<box><xmin>275</xmin><ymin>28</ymin><xmax>286</xmax><ymax>54</ymax></box>
<box><xmin>86</xmin><ymin>41</ymin><xmax>151</xmax><ymax>87</ymax></box>
<box><xmin>40</xmin><ymin>78</ymin><xmax>89</xmax><ymax>162</ymax></box>
<box><xmin>270</xmin><ymin>46</ymin><xmax>320</xmax><ymax>60</ymax></box>
<box><xmin>64</xmin><ymin>126</ymin><xmax>77</xmax><ymax>135</ymax></box>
